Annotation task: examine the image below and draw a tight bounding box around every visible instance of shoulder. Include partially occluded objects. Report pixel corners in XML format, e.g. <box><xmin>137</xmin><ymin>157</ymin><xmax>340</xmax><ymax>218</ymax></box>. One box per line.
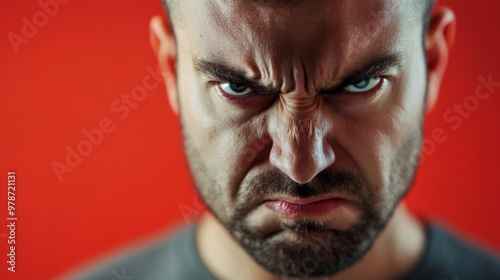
<box><xmin>405</xmin><ymin>222</ymin><xmax>500</xmax><ymax>280</ymax></box>
<box><xmin>59</xmin><ymin>225</ymin><xmax>210</xmax><ymax>280</ymax></box>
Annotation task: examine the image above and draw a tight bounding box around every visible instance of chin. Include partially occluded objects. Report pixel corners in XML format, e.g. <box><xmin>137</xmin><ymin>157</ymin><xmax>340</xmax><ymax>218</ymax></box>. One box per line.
<box><xmin>229</xmin><ymin>214</ymin><xmax>385</xmax><ymax>278</ymax></box>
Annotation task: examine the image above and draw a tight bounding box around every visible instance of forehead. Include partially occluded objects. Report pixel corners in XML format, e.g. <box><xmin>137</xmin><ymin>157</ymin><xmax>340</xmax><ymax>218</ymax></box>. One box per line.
<box><xmin>176</xmin><ymin>0</ymin><xmax>420</xmax><ymax>83</ymax></box>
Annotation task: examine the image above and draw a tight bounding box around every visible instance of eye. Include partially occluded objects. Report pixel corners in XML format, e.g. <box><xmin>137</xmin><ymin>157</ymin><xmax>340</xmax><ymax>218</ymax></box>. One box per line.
<box><xmin>218</xmin><ymin>82</ymin><xmax>253</xmax><ymax>96</ymax></box>
<box><xmin>344</xmin><ymin>77</ymin><xmax>382</xmax><ymax>93</ymax></box>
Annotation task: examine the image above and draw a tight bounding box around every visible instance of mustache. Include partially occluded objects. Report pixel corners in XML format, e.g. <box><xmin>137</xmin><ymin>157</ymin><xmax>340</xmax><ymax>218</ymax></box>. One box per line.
<box><xmin>236</xmin><ymin>169</ymin><xmax>366</xmax><ymax>214</ymax></box>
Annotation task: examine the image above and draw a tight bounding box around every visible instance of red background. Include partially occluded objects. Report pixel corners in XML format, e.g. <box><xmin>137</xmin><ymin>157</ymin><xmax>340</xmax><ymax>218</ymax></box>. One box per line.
<box><xmin>1</xmin><ymin>0</ymin><xmax>499</xmax><ymax>279</ymax></box>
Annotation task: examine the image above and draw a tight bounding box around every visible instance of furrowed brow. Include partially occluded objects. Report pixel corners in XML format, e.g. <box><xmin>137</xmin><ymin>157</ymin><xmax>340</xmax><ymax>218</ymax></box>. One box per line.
<box><xmin>320</xmin><ymin>53</ymin><xmax>404</xmax><ymax>93</ymax></box>
<box><xmin>193</xmin><ymin>59</ymin><xmax>274</xmax><ymax>92</ymax></box>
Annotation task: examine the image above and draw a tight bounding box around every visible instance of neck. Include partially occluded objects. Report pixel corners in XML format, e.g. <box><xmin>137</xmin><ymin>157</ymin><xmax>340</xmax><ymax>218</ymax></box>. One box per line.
<box><xmin>197</xmin><ymin>203</ymin><xmax>426</xmax><ymax>280</ymax></box>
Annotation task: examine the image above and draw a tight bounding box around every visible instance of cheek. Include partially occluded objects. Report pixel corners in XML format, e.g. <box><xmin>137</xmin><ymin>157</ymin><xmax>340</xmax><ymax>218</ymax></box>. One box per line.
<box><xmin>334</xmin><ymin>54</ymin><xmax>426</xmax><ymax>199</ymax></box>
<box><xmin>177</xmin><ymin>42</ymin><xmax>226</xmax><ymax>154</ymax></box>
<box><xmin>177</xmin><ymin>52</ymin><xmax>267</xmax><ymax>198</ymax></box>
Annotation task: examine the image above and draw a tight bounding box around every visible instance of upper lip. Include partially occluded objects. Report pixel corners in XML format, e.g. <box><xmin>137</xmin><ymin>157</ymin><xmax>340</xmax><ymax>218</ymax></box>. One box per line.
<box><xmin>263</xmin><ymin>194</ymin><xmax>349</xmax><ymax>205</ymax></box>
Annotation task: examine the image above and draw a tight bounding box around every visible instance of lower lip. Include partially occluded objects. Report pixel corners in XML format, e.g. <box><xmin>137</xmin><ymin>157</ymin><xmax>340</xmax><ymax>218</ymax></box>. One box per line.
<box><xmin>264</xmin><ymin>199</ymin><xmax>346</xmax><ymax>218</ymax></box>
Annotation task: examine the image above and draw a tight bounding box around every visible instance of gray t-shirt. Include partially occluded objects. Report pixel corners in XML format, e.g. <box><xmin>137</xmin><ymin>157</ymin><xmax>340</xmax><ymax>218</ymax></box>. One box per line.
<box><xmin>67</xmin><ymin>223</ymin><xmax>500</xmax><ymax>280</ymax></box>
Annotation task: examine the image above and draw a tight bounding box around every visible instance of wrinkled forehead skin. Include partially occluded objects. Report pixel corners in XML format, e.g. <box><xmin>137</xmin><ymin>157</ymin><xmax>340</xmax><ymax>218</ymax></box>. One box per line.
<box><xmin>175</xmin><ymin>0</ymin><xmax>421</xmax><ymax>93</ymax></box>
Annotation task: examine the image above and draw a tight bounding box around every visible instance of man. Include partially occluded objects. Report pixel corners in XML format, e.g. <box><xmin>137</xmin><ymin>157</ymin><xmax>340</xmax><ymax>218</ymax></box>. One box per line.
<box><xmin>67</xmin><ymin>0</ymin><xmax>500</xmax><ymax>279</ymax></box>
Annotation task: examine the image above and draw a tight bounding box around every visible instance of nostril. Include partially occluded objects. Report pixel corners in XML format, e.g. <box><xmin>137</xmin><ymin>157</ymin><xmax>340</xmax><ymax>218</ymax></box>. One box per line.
<box><xmin>269</xmin><ymin>140</ymin><xmax>336</xmax><ymax>184</ymax></box>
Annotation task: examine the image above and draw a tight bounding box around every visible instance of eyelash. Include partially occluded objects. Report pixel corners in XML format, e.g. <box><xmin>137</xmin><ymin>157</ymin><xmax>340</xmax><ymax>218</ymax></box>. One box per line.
<box><xmin>337</xmin><ymin>77</ymin><xmax>387</xmax><ymax>101</ymax></box>
<box><xmin>211</xmin><ymin>76</ymin><xmax>387</xmax><ymax>102</ymax></box>
<box><xmin>211</xmin><ymin>81</ymin><xmax>271</xmax><ymax>103</ymax></box>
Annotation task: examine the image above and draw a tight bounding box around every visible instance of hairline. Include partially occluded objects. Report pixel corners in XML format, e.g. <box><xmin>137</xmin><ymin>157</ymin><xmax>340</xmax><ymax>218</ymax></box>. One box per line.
<box><xmin>162</xmin><ymin>0</ymin><xmax>435</xmax><ymax>29</ymax></box>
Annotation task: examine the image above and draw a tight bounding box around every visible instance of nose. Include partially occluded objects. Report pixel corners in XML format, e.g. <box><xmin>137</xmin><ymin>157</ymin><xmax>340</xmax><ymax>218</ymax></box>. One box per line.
<box><xmin>269</xmin><ymin>112</ymin><xmax>336</xmax><ymax>184</ymax></box>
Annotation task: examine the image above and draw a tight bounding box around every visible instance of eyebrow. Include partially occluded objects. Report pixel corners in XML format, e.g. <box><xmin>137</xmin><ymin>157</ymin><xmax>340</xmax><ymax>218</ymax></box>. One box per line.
<box><xmin>320</xmin><ymin>53</ymin><xmax>404</xmax><ymax>93</ymax></box>
<box><xmin>193</xmin><ymin>53</ymin><xmax>403</xmax><ymax>94</ymax></box>
<box><xmin>193</xmin><ymin>59</ymin><xmax>277</xmax><ymax>93</ymax></box>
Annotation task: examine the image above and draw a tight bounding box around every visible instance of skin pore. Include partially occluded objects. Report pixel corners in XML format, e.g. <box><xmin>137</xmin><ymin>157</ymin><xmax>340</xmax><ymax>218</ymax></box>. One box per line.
<box><xmin>150</xmin><ymin>0</ymin><xmax>456</xmax><ymax>279</ymax></box>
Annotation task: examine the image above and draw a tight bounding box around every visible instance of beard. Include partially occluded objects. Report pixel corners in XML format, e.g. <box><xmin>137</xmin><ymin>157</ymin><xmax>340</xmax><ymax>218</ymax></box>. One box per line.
<box><xmin>180</xmin><ymin>117</ymin><xmax>423</xmax><ymax>278</ymax></box>
<box><xmin>229</xmin><ymin>170</ymin><xmax>384</xmax><ymax>278</ymax></box>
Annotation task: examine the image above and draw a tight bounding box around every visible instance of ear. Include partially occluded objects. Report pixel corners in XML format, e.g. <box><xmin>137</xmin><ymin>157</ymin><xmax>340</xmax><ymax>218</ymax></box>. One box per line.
<box><xmin>149</xmin><ymin>15</ymin><xmax>179</xmax><ymax>115</ymax></box>
<box><xmin>425</xmin><ymin>7</ymin><xmax>456</xmax><ymax>111</ymax></box>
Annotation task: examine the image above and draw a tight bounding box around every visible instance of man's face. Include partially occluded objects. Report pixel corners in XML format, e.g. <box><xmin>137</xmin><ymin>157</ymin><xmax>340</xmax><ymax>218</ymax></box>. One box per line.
<box><xmin>174</xmin><ymin>0</ymin><xmax>427</xmax><ymax>277</ymax></box>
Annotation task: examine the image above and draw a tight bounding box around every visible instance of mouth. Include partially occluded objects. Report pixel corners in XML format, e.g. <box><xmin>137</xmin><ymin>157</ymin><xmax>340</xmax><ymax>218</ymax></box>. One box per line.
<box><xmin>263</xmin><ymin>196</ymin><xmax>349</xmax><ymax>218</ymax></box>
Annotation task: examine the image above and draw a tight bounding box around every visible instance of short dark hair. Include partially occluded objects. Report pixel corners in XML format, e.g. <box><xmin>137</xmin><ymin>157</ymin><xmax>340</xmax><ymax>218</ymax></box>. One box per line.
<box><xmin>420</xmin><ymin>0</ymin><xmax>436</xmax><ymax>32</ymax></box>
<box><xmin>162</xmin><ymin>0</ymin><xmax>435</xmax><ymax>30</ymax></box>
